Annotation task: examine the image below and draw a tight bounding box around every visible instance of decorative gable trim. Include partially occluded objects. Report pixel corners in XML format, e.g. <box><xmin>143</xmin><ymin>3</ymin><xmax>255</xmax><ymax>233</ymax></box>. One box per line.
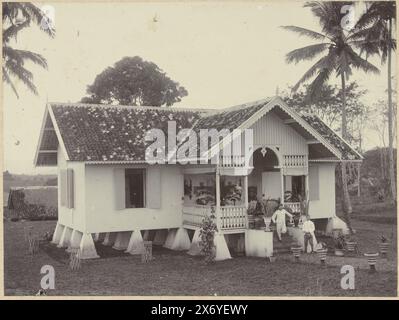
<box><xmin>47</xmin><ymin>103</ymin><xmax>71</xmax><ymax>161</ymax></box>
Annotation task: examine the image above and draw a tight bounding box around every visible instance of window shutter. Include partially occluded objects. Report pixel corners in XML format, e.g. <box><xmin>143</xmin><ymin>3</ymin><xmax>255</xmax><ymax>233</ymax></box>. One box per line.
<box><xmin>114</xmin><ymin>168</ymin><xmax>126</xmax><ymax>210</ymax></box>
<box><xmin>60</xmin><ymin>169</ymin><xmax>67</xmax><ymax>207</ymax></box>
<box><xmin>309</xmin><ymin>166</ymin><xmax>319</xmax><ymax>201</ymax></box>
<box><xmin>146</xmin><ymin>166</ymin><xmax>161</xmax><ymax>209</ymax></box>
<box><xmin>67</xmin><ymin>168</ymin><xmax>74</xmax><ymax>209</ymax></box>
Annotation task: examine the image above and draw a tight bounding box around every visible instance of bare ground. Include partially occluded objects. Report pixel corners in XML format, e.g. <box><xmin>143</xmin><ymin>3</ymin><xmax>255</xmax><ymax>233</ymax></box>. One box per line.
<box><xmin>3</xmin><ymin>214</ymin><xmax>397</xmax><ymax>297</ymax></box>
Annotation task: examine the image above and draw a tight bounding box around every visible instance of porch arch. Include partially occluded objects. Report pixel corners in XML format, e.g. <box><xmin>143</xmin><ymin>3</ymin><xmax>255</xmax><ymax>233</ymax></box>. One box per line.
<box><xmin>247</xmin><ymin>146</ymin><xmax>283</xmax><ymax>203</ymax></box>
<box><xmin>249</xmin><ymin>146</ymin><xmax>282</xmax><ymax>169</ymax></box>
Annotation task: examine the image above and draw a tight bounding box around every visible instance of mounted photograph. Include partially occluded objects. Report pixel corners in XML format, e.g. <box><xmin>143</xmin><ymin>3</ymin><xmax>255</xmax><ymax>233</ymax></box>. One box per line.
<box><xmin>1</xmin><ymin>1</ymin><xmax>397</xmax><ymax>298</ymax></box>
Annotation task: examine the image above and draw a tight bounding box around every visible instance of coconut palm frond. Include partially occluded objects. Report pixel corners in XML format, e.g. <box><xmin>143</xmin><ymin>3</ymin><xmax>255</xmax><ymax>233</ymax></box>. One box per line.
<box><xmin>2</xmin><ymin>67</ymin><xmax>19</xmax><ymax>98</ymax></box>
<box><xmin>10</xmin><ymin>48</ymin><xmax>48</xmax><ymax>68</ymax></box>
<box><xmin>336</xmin><ymin>51</ymin><xmax>352</xmax><ymax>79</ymax></box>
<box><xmin>286</xmin><ymin>43</ymin><xmax>331</xmax><ymax>64</ymax></box>
<box><xmin>346</xmin><ymin>47</ymin><xmax>380</xmax><ymax>75</ymax></box>
<box><xmin>280</xmin><ymin>25</ymin><xmax>329</xmax><ymax>41</ymax></box>
<box><xmin>5</xmin><ymin>59</ymin><xmax>38</xmax><ymax>95</ymax></box>
<box><xmin>349</xmin><ymin>19</ymin><xmax>386</xmax><ymax>42</ymax></box>
<box><xmin>2</xmin><ymin>19</ymin><xmax>30</xmax><ymax>43</ymax></box>
<box><xmin>292</xmin><ymin>50</ymin><xmax>336</xmax><ymax>92</ymax></box>
<box><xmin>2</xmin><ymin>2</ymin><xmax>55</xmax><ymax>96</ymax></box>
<box><xmin>305</xmin><ymin>1</ymin><xmax>349</xmax><ymax>38</ymax></box>
<box><xmin>17</xmin><ymin>2</ymin><xmax>55</xmax><ymax>37</ymax></box>
<box><xmin>2</xmin><ymin>2</ymin><xmax>55</xmax><ymax>38</ymax></box>
<box><xmin>306</xmin><ymin>67</ymin><xmax>334</xmax><ymax>102</ymax></box>
<box><xmin>380</xmin><ymin>38</ymin><xmax>396</xmax><ymax>64</ymax></box>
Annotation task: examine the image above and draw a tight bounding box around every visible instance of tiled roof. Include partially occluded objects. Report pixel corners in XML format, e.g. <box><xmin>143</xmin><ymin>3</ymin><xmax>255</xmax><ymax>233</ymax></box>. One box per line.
<box><xmin>193</xmin><ymin>99</ymin><xmax>269</xmax><ymax>133</ymax></box>
<box><xmin>43</xmin><ymin>97</ymin><xmax>361</xmax><ymax>163</ymax></box>
<box><xmin>300</xmin><ymin>113</ymin><xmax>362</xmax><ymax>160</ymax></box>
<box><xmin>50</xmin><ymin>103</ymin><xmax>205</xmax><ymax>162</ymax></box>
<box><xmin>188</xmin><ymin>99</ymin><xmax>271</xmax><ymax>155</ymax></box>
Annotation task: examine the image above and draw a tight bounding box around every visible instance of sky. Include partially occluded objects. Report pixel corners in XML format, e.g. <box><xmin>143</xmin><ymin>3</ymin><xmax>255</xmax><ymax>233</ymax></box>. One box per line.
<box><xmin>2</xmin><ymin>1</ymin><xmax>396</xmax><ymax>174</ymax></box>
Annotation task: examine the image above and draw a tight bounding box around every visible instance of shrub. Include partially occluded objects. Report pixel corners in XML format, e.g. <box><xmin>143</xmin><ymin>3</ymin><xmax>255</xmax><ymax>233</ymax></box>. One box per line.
<box><xmin>199</xmin><ymin>208</ymin><xmax>218</xmax><ymax>264</ymax></box>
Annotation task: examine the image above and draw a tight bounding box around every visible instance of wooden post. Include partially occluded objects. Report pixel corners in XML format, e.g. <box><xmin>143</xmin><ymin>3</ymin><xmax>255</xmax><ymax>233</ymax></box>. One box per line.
<box><xmin>69</xmin><ymin>248</ymin><xmax>82</xmax><ymax>271</ymax></box>
<box><xmin>305</xmin><ymin>174</ymin><xmax>310</xmax><ymax>203</ymax></box>
<box><xmin>141</xmin><ymin>241</ymin><xmax>153</xmax><ymax>263</ymax></box>
<box><xmin>243</xmin><ymin>175</ymin><xmax>249</xmax><ymax>229</ymax></box>
<box><xmin>357</xmin><ymin>162</ymin><xmax>361</xmax><ymax>197</ymax></box>
<box><xmin>280</xmin><ymin>169</ymin><xmax>285</xmax><ymax>205</ymax></box>
<box><xmin>243</xmin><ymin>175</ymin><xmax>248</xmax><ymax>209</ymax></box>
<box><xmin>215</xmin><ymin>168</ymin><xmax>221</xmax><ymax>230</ymax></box>
<box><xmin>28</xmin><ymin>235</ymin><xmax>39</xmax><ymax>255</ymax></box>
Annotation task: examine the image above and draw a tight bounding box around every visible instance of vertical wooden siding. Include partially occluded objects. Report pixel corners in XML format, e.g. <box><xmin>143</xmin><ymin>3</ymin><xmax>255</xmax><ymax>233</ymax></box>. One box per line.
<box><xmin>250</xmin><ymin>112</ymin><xmax>308</xmax><ymax>156</ymax></box>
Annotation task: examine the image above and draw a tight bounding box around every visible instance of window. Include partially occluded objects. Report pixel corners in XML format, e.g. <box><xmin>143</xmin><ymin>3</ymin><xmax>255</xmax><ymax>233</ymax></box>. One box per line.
<box><xmin>125</xmin><ymin>169</ymin><xmax>145</xmax><ymax>208</ymax></box>
<box><xmin>60</xmin><ymin>168</ymin><xmax>74</xmax><ymax>208</ymax></box>
<box><xmin>292</xmin><ymin>176</ymin><xmax>305</xmax><ymax>199</ymax></box>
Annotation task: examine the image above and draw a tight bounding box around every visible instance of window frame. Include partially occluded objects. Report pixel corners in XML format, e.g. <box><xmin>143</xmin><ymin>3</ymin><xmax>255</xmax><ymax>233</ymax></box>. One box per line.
<box><xmin>124</xmin><ymin>168</ymin><xmax>146</xmax><ymax>209</ymax></box>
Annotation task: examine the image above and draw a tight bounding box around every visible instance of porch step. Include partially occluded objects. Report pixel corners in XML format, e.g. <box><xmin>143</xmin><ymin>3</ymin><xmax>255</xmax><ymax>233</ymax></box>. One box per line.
<box><xmin>273</xmin><ymin>233</ymin><xmax>294</xmax><ymax>255</ymax></box>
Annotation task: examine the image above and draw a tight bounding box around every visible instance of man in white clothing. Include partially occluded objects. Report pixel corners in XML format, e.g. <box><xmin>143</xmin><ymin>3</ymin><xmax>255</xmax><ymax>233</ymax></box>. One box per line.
<box><xmin>302</xmin><ymin>215</ymin><xmax>316</xmax><ymax>252</ymax></box>
<box><xmin>271</xmin><ymin>204</ymin><xmax>293</xmax><ymax>241</ymax></box>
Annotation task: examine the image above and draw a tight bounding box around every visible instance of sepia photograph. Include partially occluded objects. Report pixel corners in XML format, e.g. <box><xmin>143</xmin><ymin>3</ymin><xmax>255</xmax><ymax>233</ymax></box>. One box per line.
<box><xmin>1</xmin><ymin>0</ymin><xmax>398</xmax><ymax>300</ymax></box>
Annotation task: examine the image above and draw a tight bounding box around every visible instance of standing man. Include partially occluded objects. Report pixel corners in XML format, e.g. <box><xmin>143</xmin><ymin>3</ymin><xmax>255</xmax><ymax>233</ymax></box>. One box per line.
<box><xmin>271</xmin><ymin>204</ymin><xmax>293</xmax><ymax>242</ymax></box>
<box><xmin>302</xmin><ymin>215</ymin><xmax>316</xmax><ymax>253</ymax></box>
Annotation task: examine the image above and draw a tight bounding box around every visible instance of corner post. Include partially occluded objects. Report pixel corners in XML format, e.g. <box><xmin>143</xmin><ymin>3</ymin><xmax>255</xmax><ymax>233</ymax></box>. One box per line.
<box><xmin>243</xmin><ymin>174</ymin><xmax>249</xmax><ymax>228</ymax></box>
<box><xmin>215</xmin><ymin>167</ymin><xmax>221</xmax><ymax>230</ymax></box>
<box><xmin>280</xmin><ymin>167</ymin><xmax>285</xmax><ymax>205</ymax></box>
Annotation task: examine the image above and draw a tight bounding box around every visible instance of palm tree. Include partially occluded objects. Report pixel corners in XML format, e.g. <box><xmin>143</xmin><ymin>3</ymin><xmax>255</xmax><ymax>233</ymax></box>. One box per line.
<box><xmin>353</xmin><ymin>2</ymin><xmax>396</xmax><ymax>203</ymax></box>
<box><xmin>2</xmin><ymin>2</ymin><xmax>55</xmax><ymax>97</ymax></box>
<box><xmin>282</xmin><ymin>1</ymin><xmax>380</xmax><ymax>232</ymax></box>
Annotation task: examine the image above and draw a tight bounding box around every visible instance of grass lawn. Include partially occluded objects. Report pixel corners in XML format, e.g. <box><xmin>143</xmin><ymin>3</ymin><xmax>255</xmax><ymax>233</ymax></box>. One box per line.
<box><xmin>4</xmin><ymin>217</ymin><xmax>397</xmax><ymax>297</ymax></box>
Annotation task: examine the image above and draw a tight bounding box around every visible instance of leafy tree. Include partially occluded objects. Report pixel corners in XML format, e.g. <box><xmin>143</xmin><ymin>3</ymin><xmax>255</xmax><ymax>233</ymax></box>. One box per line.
<box><xmin>81</xmin><ymin>56</ymin><xmax>188</xmax><ymax>106</ymax></box>
<box><xmin>281</xmin><ymin>1</ymin><xmax>380</xmax><ymax>233</ymax></box>
<box><xmin>354</xmin><ymin>1</ymin><xmax>397</xmax><ymax>202</ymax></box>
<box><xmin>283</xmin><ymin>82</ymin><xmax>368</xmax><ymax>149</ymax></box>
<box><xmin>2</xmin><ymin>2</ymin><xmax>55</xmax><ymax>97</ymax></box>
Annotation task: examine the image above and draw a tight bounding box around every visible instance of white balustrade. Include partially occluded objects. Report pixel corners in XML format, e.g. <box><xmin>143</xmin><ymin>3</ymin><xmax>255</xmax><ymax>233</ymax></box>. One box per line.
<box><xmin>219</xmin><ymin>206</ymin><xmax>247</xmax><ymax>230</ymax></box>
<box><xmin>182</xmin><ymin>205</ymin><xmax>247</xmax><ymax>231</ymax></box>
<box><xmin>283</xmin><ymin>155</ymin><xmax>308</xmax><ymax>167</ymax></box>
<box><xmin>219</xmin><ymin>155</ymin><xmax>246</xmax><ymax>168</ymax></box>
<box><xmin>182</xmin><ymin>206</ymin><xmax>212</xmax><ymax>227</ymax></box>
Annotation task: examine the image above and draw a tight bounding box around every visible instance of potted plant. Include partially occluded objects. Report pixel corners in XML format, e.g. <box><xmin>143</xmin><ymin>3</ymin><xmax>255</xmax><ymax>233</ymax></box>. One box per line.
<box><xmin>316</xmin><ymin>242</ymin><xmax>328</xmax><ymax>265</ymax></box>
<box><xmin>345</xmin><ymin>235</ymin><xmax>357</xmax><ymax>254</ymax></box>
<box><xmin>334</xmin><ymin>235</ymin><xmax>345</xmax><ymax>256</ymax></box>
<box><xmin>268</xmin><ymin>255</ymin><xmax>277</xmax><ymax>263</ymax></box>
<box><xmin>247</xmin><ymin>200</ymin><xmax>257</xmax><ymax>229</ymax></box>
<box><xmin>379</xmin><ymin>235</ymin><xmax>390</xmax><ymax>257</ymax></box>
<box><xmin>364</xmin><ymin>252</ymin><xmax>379</xmax><ymax>273</ymax></box>
<box><xmin>290</xmin><ymin>242</ymin><xmax>302</xmax><ymax>262</ymax></box>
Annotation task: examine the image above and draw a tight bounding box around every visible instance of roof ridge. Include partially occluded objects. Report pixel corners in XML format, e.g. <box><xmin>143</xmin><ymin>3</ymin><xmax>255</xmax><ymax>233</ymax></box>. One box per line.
<box><xmin>48</xmin><ymin>97</ymin><xmax>274</xmax><ymax>116</ymax></box>
<box><xmin>48</xmin><ymin>102</ymin><xmax>215</xmax><ymax>113</ymax></box>
<box><xmin>198</xmin><ymin>97</ymin><xmax>274</xmax><ymax>119</ymax></box>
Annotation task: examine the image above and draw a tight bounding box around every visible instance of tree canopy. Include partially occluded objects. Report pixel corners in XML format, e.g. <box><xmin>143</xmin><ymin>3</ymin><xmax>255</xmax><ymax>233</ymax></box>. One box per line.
<box><xmin>81</xmin><ymin>56</ymin><xmax>188</xmax><ymax>106</ymax></box>
<box><xmin>283</xmin><ymin>82</ymin><xmax>368</xmax><ymax>151</ymax></box>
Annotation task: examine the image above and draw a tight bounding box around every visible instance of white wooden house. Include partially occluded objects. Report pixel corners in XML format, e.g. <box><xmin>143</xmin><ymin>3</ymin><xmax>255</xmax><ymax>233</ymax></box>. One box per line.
<box><xmin>34</xmin><ymin>96</ymin><xmax>362</xmax><ymax>259</ymax></box>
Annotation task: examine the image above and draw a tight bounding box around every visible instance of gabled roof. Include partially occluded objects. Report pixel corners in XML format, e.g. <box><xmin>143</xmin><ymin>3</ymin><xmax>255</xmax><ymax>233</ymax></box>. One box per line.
<box><xmin>193</xmin><ymin>98</ymin><xmax>271</xmax><ymax>133</ymax></box>
<box><xmin>43</xmin><ymin>103</ymin><xmax>205</xmax><ymax>163</ymax></box>
<box><xmin>34</xmin><ymin>97</ymin><xmax>362</xmax><ymax>165</ymax></box>
<box><xmin>300</xmin><ymin>113</ymin><xmax>362</xmax><ymax>160</ymax></box>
